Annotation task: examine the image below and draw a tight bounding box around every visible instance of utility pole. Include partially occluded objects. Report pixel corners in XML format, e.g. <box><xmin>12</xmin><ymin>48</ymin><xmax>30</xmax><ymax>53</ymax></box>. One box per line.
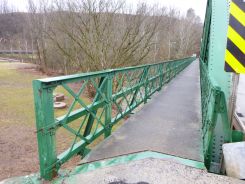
<box><xmin>168</xmin><ymin>39</ymin><xmax>171</xmax><ymax>60</ymax></box>
<box><xmin>8</xmin><ymin>39</ymin><xmax>12</xmax><ymax>60</ymax></box>
<box><xmin>168</xmin><ymin>40</ymin><xmax>176</xmax><ymax>60</ymax></box>
<box><xmin>31</xmin><ymin>39</ymin><xmax>34</xmax><ymax>64</ymax></box>
<box><xmin>154</xmin><ymin>32</ymin><xmax>158</xmax><ymax>62</ymax></box>
<box><xmin>25</xmin><ymin>40</ymin><xmax>28</xmax><ymax>55</ymax></box>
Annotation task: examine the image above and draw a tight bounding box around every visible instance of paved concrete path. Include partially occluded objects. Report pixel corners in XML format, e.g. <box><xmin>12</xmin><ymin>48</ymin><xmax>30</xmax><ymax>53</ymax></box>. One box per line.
<box><xmin>83</xmin><ymin>60</ymin><xmax>203</xmax><ymax>163</ymax></box>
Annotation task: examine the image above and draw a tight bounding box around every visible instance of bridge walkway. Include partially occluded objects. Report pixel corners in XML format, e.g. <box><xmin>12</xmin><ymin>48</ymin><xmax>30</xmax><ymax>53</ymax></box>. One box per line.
<box><xmin>82</xmin><ymin>60</ymin><xmax>203</xmax><ymax>164</ymax></box>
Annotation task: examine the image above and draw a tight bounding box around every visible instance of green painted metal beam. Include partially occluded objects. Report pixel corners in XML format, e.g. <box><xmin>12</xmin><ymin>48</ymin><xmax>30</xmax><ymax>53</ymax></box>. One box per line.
<box><xmin>32</xmin><ymin>81</ymin><xmax>58</xmax><ymax>180</ymax></box>
<box><xmin>199</xmin><ymin>0</ymin><xmax>238</xmax><ymax>174</ymax></box>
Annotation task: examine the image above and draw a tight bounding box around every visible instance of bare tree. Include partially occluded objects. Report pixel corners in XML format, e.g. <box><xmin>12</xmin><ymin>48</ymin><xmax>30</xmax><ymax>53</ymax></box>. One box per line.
<box><xmin>0</xmin><ymin>0</ymin><xmax>9</xmax><ymax>14</ymax></box>
<box><xmin>27</xmin><ymin>1</ymin><xmax>202</xmax><ymax>74</ymax></box>
<box><xmin>176</xmin><ymin>8</ymin><xmax>202</xmax><ymax>57</ymax></box>
<box><xmin>27</xmin><ymin>0</ymin><xmax>50</xmax><ymax>71</ymax></box>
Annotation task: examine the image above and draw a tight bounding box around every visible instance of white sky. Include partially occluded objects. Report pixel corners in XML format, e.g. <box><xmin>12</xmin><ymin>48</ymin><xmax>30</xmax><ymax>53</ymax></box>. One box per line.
<box><xmin>9</xmin><ymin>0</ymin><xmax>207</xmax><ymax>20</ymax></box>
<box><xmin>127</xmin><ymin>0</ymin><xmax>207</xmax><ymax>20</ymax></box>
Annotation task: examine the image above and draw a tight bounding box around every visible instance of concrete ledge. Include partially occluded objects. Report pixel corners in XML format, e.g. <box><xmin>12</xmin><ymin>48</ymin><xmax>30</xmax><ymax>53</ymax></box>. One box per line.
<box><xmin>223</xmin><ymin>142</ymin><xmax>245</xmax><ymax>179</ymax></box>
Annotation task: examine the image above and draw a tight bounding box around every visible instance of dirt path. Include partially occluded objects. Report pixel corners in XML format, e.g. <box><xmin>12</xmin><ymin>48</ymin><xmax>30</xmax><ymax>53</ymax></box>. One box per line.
<box><xmin>0</xmin><ymin>125</ymin><xmax>39</xmax><ymax>179</ymax></box>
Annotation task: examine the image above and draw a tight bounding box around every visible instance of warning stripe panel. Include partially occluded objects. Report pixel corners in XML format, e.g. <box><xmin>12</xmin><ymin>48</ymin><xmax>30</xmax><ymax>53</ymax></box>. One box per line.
<box><xmin>225</xmin><ymin>0</ymin><xmax>245</xmax><ymax>73</ymax></box>
<box><xmin>233</xmin><ymin>0</ymin><xmax>245</xmax><ymax>12</ymax></box>
<box><xmin>225</xmin><ymin>50</ymin><xmax>245</xmax><ymax>73</ymax></box>
<box><xmin>229</xmin><ymin>15</ymin><xmax>245</xmax><ymax>39</ymax></box>
<box><xmin>227</xmin><ymin>39</ymin><xmax>245</xmax><ymax>67</ymax></box>
<box><xmin>230</xmin><ymin>1</ymin><xmax>245</xmax><ymax>26</ymax></box>
<box><xmin>227</xmin><ymin>26</ymin><xmax>245</xmax><ymax>54</ymax></box>
<box><xmin>225</xmin><ymin>62</ymin><xmax>235</xmax><ymax>73</ymax></box>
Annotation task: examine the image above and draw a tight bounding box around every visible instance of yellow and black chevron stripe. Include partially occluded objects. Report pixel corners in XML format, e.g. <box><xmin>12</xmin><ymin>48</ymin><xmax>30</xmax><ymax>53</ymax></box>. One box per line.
<box><xmin>225</xmin><ymin>0</ymin><xmax>245</xmax><ymax>73</ymax></box>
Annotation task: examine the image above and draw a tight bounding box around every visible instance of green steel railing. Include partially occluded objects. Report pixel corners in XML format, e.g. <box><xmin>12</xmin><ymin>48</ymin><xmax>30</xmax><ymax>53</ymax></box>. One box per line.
<box><xmin>33</xmin><ymin>57</ymin><xmax>194</xmax><ymax>180</ymax></box>
<box><xmin>200</xmin><ymin>0</ymin><xmax>244</xmax><ymax>174</ymax></box>
<box><xmin>200</xmin><ymin>59</ymin><xmax>232</xmax><ymax>172</ymax></box>
<box><xmin>199</xmin><ymin>0</ymin><xmax>244</xmax><ymax>173</ymax></box>
<box><xmin>200</xmin><ymin>59</ymin><xmax>244</xmax><ymax>173</ymax></box>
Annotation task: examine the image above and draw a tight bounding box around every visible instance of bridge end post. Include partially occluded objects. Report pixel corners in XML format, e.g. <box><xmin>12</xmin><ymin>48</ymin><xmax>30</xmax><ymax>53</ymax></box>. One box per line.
<box><xmin>33</xmin><ymin>80</ymin><xmax>57</xmax><ymax>180</ymax></box>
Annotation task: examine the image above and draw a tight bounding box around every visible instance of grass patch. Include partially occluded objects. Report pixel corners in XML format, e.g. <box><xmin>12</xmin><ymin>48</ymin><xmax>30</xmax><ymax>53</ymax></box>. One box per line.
<box><xmin>0</xmin><ymin>62</ymin><xmax>127</xmax><ymax>179</ymax></box>
<box><xmin>0</xmin><ymin>62</ymin><xmax>125</xmax><ymax>157</ymax></box>
<box><xmin>0</xmin><ymin>63</ymin><xmax>43</xmax><ymax>126</ymax></box>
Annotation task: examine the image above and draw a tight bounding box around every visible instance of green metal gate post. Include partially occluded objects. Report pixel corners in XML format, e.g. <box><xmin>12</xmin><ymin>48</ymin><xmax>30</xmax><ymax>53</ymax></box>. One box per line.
<box><xmin>33</xmin><ymin>80</ymin><xmax>57</xmax><ymax>180</ymax></box>
<box><xmin>200</xmin><ymin>0</ymin><xmax>234</xmax><ymax>173</ymax></box>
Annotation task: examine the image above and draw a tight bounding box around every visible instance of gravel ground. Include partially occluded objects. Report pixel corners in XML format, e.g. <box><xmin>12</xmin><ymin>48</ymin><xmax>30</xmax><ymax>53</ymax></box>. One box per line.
<box><xmin>64</xmin><ymin>158</ymin><xmax>245</xmax><ymax>184</ymax></box>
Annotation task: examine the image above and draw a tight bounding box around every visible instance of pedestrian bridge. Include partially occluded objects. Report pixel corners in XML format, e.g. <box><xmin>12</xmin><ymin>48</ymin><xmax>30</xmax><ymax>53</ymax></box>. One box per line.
<box><xmin>2</xmin><ymin>0</ymin><xmax>245</xmax><ymax>182</ymax></box>
<box><xmin>3</xmin><ymin>57</ymin><xmax>244</xmax><ymax>184</ymax></box>
<box><xmin>29</xmin><ymin>55</ymin><xmax>241</xmax><ymax>182</ymax></box>
<box><xmin>32</xmin><ymin>57</ymin><xmax>203</xmax><ymax>180</ymax></box>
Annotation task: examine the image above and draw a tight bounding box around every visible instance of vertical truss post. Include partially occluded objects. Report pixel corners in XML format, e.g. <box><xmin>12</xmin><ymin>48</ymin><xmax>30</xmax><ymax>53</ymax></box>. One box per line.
<box><xmin>144</xmin><ymin>66</ymin><xmax>150</xmax><ymax>104</ymax></box>
<box><xmin>130</xmin><ymin>67</ymin><xmax>149</xmax><ymax>106</ymax></box>
<box><xmin>166</xmin><ymin>63</ymin><xmax>171</xmax><ymax>83</ymax></box>
<box><xmin>173</xmin><ymin>62</ymin><xmax>177</xmax><ymax>77</ymax></box>
<box><xmin>200</xmin><ymin>0</ymin><xmax>234</xmax><ymax>173</ymax></box>
<box><xmin>104</xmin><ymin>73</ymin><xmax>113</xmax><ymax>138</ymax></box>
<box><xmin>206</xmin><ymin>88</ymin><xmax>232</xmax><ymax>173</ymax></box>
<box><xmin>33</xmin><ymin>80</ymin><xmax>57</xmax><ymax>180</ymax></box>
<box><xmin>83</xmin><ymin>77</ymin><xmax>105</xmax><ymax>137</ymax></box>
<box><xmin>158</xmin><ymin>64</ymin><xmax>164</xmax><ymax>91</ymax></box>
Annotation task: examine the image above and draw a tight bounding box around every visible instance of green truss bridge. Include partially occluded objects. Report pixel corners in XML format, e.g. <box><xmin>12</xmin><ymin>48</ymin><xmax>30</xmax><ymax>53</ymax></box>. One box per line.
<box><xmin>2</xmin><ymin>0</ymin><xmax>245</xmax><ymax>183</ymax></box>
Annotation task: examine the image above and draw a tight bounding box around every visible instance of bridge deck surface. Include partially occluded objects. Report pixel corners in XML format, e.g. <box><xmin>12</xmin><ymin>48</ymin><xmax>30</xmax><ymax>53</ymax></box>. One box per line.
<box><xmin>83</xmin><ymin>60</ymin><xmax>203</xmax><ymax>163</ymax></box>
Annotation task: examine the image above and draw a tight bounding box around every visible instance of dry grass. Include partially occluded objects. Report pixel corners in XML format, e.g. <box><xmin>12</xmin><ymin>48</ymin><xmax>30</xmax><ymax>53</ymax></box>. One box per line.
<box><xmin>0</xmin><ymin>62</ymin><xmax>44</xmax><ymax>180</ymax></box>
<box><xmin>0</xmin><ymin>63</ymin><xmax>43</xmax><ymax>127</ymax></box>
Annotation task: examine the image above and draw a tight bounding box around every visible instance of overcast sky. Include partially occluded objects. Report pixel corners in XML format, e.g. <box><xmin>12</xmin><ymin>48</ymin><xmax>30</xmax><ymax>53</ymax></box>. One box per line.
<box><xmin>9</xmin><ymin>0</ymin><xmax>207</xmax><ymax>20</ymax></box>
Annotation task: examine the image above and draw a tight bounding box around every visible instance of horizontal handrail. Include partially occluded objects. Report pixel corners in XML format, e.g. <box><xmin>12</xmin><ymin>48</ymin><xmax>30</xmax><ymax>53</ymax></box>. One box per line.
<box><xmin>33</xmin><ymin>57</ymin><xmax>195</xmax><ymax>180</ymax></box>
<box><xmin>38</xmin><ymin>57</ymin><xmax>193</xmax><ymax>84</ymax></box>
